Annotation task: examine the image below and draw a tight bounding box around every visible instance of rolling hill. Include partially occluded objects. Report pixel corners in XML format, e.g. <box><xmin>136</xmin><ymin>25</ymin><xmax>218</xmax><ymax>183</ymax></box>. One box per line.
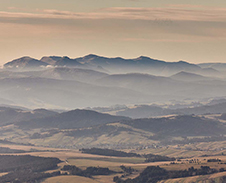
<box><xmin>17</xmin><ymin>109</ymin><xmax>130</xmax><ymax>129</ymax></box>
<box><xmin>170</xmin><ymin>71</ymin><xmax>209</xmax><ymax>82</ymax></box>
<box><xmin>116</xmin><ymin>102</ymin><xmax>226</xmax><ymax>118</ymax></box>
<box><xmin>0</xmin><ymin>107</ymin><xmax>58</xmax><ymax>126</ymax></box>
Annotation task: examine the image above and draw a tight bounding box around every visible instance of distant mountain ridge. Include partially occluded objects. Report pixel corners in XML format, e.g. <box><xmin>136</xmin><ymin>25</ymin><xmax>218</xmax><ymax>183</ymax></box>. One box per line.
<box><xmin>170</xmin><ymin>71</ymin><xmax>210</xmax><ymax>82</ymax></box>
<box><xmin>199</xmin><ymin>62</ymin><xmax>226</xmax><ymax>72</ymax></box>
<box><xmin>4</xmin><ymin>54</ymin><xmax>216</xmax><ymax>76</ymax></box>
<box><xmin>23</xmin><ymin>67</ymin><xmax>109</xmax><ymax>83</ymax></box>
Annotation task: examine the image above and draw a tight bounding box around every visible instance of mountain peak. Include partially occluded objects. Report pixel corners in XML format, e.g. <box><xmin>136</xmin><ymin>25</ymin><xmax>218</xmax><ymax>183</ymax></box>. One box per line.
<box><xmin>138</xmin><ymin>56</ymin><xmax>150</xmax><ymax>59</ymax></box>
<box><xmin>83</xmin><ymin>54</ymin><xmax>101</xmax><ymax>59</ymax></box>
<box><xmin>62</xmin><ymin>56</ymin><xmax>70</xmax><ymax>59</ymax></box>
<box><xmin>4</xmin><ymin>56</ymin><xmax>48</xmax><ymax>70</ymax></box>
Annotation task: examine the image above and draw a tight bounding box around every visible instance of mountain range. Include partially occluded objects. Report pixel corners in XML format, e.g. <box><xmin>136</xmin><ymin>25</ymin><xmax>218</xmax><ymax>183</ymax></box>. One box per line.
<box><xmin>3</xmin><ymin>54</ymin><xmax>221</xmax><ymax>76</ymax></box>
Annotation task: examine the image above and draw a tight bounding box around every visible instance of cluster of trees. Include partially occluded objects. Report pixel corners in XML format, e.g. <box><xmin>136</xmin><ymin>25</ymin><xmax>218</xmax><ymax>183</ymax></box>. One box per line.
<box><xmin>0</xmin><ymin>155</ymin><xmax>61</xmax><ymax>183</ymax></box>
<box><xmin>113</xmin><ymin>165</ymin><xmax>225</xmax><ymax>183</ymax></box>
<box><xmin>80</xmin><ymin>148</ymin><xmax>141</xmax><ymax>157</ymax></box>
<box><xmin>120</xmin><ymin>165</ymin><xmax>138</xmax><ymax>178</ymax></box>
<box><xmin>61</xmin><ymin>165</ymin><xmax>116</xmax><ymax>177</ymax></box>
<box><xmin>120</xmin><ymin>165</ymin><xmax>137</xmax><ymax>175</ymax></box>
<box><xmin>207</xmin><ymin>158</ymin><xmax>222</xmax><ymax>162</ymax></box>
<box><xmin>144</xmin><ymin>153</ymin><xmax>176</xmax><ymax>162</ymax></box>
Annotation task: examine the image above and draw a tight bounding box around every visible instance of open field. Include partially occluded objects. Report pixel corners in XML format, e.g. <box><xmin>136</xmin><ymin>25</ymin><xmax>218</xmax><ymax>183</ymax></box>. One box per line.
<box><xmin>67</xmin><ymin>157</ymin><xmax>146</xmax><ymax>171</ymax></box>
<box><xmin>0</xmin><ymin>172</ymin><xmax>8</xmax><ymax>177</ymax></box>
<box><xmin>93</xmin><ymin>174</ymin><xmax>124</xmax><ymax>183</ymax></box>
<box><xmin>42</xmin><ymin>175</ymin><xmax>99</xmax><ymax>183</ymax></box>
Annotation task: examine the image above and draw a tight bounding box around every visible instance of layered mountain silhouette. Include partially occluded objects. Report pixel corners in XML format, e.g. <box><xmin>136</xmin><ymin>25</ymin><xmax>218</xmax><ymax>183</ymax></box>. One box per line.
<box><xmin>23</xmin><ymin>67</ymin><xmax>108</xmax><ymax>83</ymax></box>
<box><xmin>0</xmin><ymin>77</ymin><xmax>152</xmax><ymax>108</ymax></box>
<box><xmin>0</xmin><ymin>70</ymin><xmax>226</xmax><ymax>109</ymax></box>
<box><xmin>1</xmin><ymin>54</ymin><xmax>226</xmax><ymax>109</ymax></box>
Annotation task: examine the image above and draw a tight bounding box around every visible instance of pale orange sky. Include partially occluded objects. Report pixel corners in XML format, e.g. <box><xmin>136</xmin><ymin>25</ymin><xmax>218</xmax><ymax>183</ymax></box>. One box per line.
<box><xmin>0</xmin><ymin>0</ymin><xmax>226</xmax><ymax>65</ymax></box>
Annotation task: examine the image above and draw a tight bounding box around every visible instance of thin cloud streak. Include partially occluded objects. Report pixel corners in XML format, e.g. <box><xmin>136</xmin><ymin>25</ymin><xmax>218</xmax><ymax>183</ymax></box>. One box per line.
<box><xmin>1</xmin><ymin>6</ymin><xmax>226</xmax><ymax>22</ymax></box>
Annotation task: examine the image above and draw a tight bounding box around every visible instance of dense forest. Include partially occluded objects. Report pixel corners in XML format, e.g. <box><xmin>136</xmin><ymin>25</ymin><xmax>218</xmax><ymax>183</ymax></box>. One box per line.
<box><xmin>62</xmin><ymin>165</ymin><xmax>116</xmax><ymax>177</ymax></box>
<box><xmin>0</xmin><ymin>155</ymin><xmax>61</xmax><ymax>183</ymax></box>
<box><xmin>80</xmin><ymin>148</ymin><xmax>141</xmax><ymax>157</ymax></box>
<box><xmin>144</xmin><ymin>153</ymin><xmax>176</xmax><ymax>162</ymax></box>
<box><xmin>0</xmin><ymin>155</ymin><xmax>61</xmax><ymax>172</ymax></box>
<box><xmin>0</xmin><ymin>170</ymin><xmax>61</xmax><ymax>183</ymax></box>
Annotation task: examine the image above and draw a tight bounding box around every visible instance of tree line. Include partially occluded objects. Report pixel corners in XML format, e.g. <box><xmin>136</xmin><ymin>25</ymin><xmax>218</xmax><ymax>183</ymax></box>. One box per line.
<box><xmin>80</xmin><ymin>148</ymin><xmax>175</xmax><ymax>162</ymax></box>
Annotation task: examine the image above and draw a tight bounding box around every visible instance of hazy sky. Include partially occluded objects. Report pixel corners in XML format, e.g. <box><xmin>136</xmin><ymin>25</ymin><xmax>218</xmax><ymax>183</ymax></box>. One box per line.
<box><xmin>1</xmin><ymin>0</ymin><xmax>226</xmax><ymax>65</ymax></box>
